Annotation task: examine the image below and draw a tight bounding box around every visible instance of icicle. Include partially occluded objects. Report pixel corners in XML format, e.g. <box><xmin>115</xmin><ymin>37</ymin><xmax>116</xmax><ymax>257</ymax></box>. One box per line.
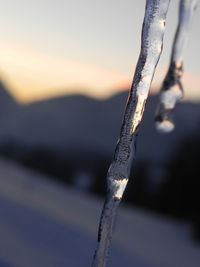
<box><xmin>155</xmin><ymin>0</ymin><xmax>198</xmax><ymax>133</ymax></box>
<box><xmin>92</xmin><ymin>1</ymin><xmax>171</xmax><ymax>266</ymax></box>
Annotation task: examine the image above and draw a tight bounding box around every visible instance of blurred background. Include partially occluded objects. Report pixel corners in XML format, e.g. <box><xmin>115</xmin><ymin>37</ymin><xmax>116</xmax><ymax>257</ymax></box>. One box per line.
<box><xmin>0</xmin><ymin>0</ymin><xmax>200</xmax><ymax>266</ymax></box>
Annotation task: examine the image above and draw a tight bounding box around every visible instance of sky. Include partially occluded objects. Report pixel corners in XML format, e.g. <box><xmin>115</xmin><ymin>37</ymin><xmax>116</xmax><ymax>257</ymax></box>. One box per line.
<box><xmin>0</xmin><ymin>0</ymin><xmax>200</xmax><ymax>102</ymax></box>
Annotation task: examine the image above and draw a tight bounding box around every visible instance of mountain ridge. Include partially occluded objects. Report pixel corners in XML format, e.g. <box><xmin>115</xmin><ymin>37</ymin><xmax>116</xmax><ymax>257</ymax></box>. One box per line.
<box><xmin>0</xmin><ymin>83</ymin><xmax>200</xmax><ymax>174</ymax></box>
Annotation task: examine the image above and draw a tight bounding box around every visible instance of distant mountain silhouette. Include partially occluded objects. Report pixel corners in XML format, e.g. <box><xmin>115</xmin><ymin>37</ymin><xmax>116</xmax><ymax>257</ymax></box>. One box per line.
<box><xmin>0</xmin><ymin>80</ymin><xmax>18</xmax><ymax>112</ymax></box>
<box><xmin>0</xmin><ymin>80</ymin><xmax>19</xmax><ymax>132</ymax></box>
<box><xmin>0</xmin><ymin>82</ymin><xmax>200</xmax><ymax>166</ymax></box>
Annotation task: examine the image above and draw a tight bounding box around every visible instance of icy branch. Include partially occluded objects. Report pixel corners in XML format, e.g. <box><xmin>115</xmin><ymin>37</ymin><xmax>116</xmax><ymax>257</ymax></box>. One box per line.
<box><xmin>92</xmin><ymin>1</ymin><xmax>170</xmax><ymax>266</ymax></box>
<box><xmin>155</xmin><ymin>0</ymin><xmax>198</xmax><ymax>133</ymax></box>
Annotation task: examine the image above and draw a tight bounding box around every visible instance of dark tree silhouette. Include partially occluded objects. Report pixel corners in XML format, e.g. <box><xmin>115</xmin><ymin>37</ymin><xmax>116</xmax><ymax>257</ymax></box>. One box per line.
<box><xmin>158</xmin><ymin>130</ymin><xmax>200</xmax><ymax>240</ymax></box>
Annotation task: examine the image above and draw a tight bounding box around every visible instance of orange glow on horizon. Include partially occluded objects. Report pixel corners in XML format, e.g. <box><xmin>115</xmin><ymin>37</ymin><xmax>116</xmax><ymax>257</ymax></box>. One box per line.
<box><xmin>0</xmin><ymin>41</ymin><xmax>200</xmax><ymax>103</ymax></box>
<box><xmin>0</xmin><ymin>41</ymin><xmax>130</xmax><ymax>103</ymax></box>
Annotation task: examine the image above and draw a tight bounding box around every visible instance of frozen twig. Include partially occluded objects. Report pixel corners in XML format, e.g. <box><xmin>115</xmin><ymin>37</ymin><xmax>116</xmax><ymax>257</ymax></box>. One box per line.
<box><xmin>155</xmin><ymin>0</ymin><xmax>198</xmax><ymax>133</ymax></box>
<box><xmin>92</xmin><ymin>1</ymin><xmax>170</xmax><ymax>266</ymax></box>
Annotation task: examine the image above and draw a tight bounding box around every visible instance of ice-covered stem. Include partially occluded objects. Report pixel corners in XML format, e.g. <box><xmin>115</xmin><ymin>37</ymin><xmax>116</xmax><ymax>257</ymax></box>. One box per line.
<box><xmin>155</xmin><ymin>0</ymin><xmax>198</xmax><ymax>133</ymax></box>
<box><xmin>92</xmin><ymin>1</ymin><xmax>170</xmax><ymax>266</ymax></box>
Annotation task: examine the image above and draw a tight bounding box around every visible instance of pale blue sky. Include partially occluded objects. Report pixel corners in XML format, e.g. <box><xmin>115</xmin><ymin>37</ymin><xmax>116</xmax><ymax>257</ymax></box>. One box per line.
<box><xmin>0</xmin><ymin>0</ymin><xmax>199</xmax><ymax>101</ymax></box>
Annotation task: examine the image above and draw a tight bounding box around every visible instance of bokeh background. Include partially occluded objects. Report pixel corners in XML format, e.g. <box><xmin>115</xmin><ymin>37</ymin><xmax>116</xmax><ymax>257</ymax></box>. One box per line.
<box><xmin>0</xmin><ymin>1</ymin><xmax>200</xmax><ymax>266</ymax></box>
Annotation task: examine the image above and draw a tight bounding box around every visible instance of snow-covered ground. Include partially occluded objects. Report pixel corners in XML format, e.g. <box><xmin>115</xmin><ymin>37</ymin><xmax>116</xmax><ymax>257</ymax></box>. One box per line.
<box><xmin>0</xmin><ymin>158</ymin><xmax>199</xmax><ymax>267</ymax></box>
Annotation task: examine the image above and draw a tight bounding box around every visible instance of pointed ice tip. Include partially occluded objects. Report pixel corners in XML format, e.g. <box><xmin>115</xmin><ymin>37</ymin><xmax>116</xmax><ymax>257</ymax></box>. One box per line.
<box><xmin>155</xmin><ymin>119</ymin><xmax>175</xmax><ymax>134</ymax></box>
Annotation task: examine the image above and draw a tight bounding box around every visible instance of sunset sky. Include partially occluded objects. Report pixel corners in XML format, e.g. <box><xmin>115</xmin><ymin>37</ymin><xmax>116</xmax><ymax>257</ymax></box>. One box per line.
<box><xmin>0</xmin><ymin>0</ymin><xmax>200</xmax><ymax>102</ymax></box>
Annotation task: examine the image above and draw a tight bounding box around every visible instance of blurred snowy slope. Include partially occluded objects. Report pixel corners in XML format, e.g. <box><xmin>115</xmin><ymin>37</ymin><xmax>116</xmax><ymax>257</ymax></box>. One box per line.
<box><xmin>0</xmin><ymin>158</ymin><xmax>200</xmax><ymax>267</ymax></box>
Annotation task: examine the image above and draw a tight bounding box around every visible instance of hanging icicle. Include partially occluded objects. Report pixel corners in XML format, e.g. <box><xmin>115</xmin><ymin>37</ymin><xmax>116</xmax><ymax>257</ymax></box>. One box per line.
<box><xmin>92</xmin><ymin>1</ymin><xmax>171</xmax><ymax>266</ymax></box>
<box><xmin>155</xmin><ymin>0</ymin><xmax>198</xmax><ymax>133</ymax></box>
